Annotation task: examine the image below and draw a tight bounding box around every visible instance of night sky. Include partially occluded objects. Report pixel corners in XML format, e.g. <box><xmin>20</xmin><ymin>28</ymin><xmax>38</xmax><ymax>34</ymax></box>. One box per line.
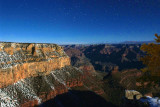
<box><xmin>0</xmin><ymin>0</ymin><xmax>160</xmax><ymax>44</ymax></box>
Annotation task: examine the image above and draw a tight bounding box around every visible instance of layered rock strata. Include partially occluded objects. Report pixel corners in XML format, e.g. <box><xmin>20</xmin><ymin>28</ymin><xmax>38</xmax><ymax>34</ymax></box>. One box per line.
<box><xmin>0</xmin><ymin>66</ymin><xmax>85</xmax><ymax>107</ymax></box>
<box><xmin>0</xmin><ymin>43</ymin><xmax>70</xmax><ymax>88</ymax></box>
<box><xmin>0</xmin><ymin>42</ymin><xmax>86</xmax><ymax>107</ymax></box>
<box><xmin>0</xmin><ymin>42</ymin><xmax>107</xmax><ymax>107</ymax></box>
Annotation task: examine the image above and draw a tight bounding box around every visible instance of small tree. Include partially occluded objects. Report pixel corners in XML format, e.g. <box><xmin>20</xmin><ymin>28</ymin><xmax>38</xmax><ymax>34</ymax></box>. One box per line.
<box><xmin>140</xmin><ymin>34</ymin><xmax>160</xmax><ymax>76</ymax></box>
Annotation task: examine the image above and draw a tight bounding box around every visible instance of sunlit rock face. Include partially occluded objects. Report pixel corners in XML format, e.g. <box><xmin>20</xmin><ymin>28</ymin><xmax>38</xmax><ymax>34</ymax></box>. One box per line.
<box><xmin>0</xmin><ymin>42</ymin><xmax>108</xmax><ymax>107</ymax></box>
<box><xmin>0</xmin><ymin>42</ymin><xmax>86</xmax><ymax>106</ymax></box>
<box><xmin>0</xmin><ymin>42</ymin><xmax>70</xmax><ymax>88</ymax></box>
<box><xmin>0</xmin><ymin>66</ymin><xmax>85</xmax><ymax>107</ymax></box>
<box><xmin>125</xmin><ymin>90</ymin><xmax>142</xmax><ymax>100</ymax></box>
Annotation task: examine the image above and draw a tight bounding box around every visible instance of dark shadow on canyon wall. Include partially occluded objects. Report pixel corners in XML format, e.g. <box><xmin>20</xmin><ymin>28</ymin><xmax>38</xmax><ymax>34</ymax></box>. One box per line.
<box><xmin>83</xmin><ymin>44</ymin><xmax>144</xmax><ymax>72</ymax></box>
<box><xmin>39</xmin><ymin>90</ymin><xmax>117</xmax><ymax>107</ymax></box>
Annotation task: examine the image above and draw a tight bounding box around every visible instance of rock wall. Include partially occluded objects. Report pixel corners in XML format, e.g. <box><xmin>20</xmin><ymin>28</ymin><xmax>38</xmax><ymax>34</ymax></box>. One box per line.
<box><xmin>0</xmin><ymin>57</ymin><xmax>70</xmax><ymax>88</ymax></box>
<box><xmin>20</xmin><ymin>75</ymin><xmax>85</xmax><ymax>107</ymax></box>
<box><xmin>0</xmin><ymin>66</ymin><xmax>85</xmax><ymax>107</ymax></box>
<box><xmin>0</xmin><ymin>42</ymin><xmax>70</xmax><ymax>88</ymax></box>
<box><xmin>0</xmin><ymin>42</ymin><xmax>107</xmax><ymax>107</ymax></box>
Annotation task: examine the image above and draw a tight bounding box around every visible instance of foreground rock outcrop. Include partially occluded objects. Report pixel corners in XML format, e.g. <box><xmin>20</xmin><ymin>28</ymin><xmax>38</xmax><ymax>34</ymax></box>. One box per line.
<box><xmin>123</xmin><ymin>90</ymin><xmax>160</xmax><ymax>107</ymax></box>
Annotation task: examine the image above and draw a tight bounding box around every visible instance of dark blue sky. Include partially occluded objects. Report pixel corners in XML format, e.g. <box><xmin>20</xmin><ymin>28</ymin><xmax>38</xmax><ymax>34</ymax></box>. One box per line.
<box><xmin>0</xmin><ymin>0</ymin><xmax>160</xmax><ymax>44</ymax></box>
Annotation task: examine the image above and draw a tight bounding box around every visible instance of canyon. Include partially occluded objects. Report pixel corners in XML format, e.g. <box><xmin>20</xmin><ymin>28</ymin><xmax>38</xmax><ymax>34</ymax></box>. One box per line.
<box><xmin>0</xmin><ymin>42</ymin><xmax>108</xmax><ymax>107</ymax></box>
<box><xmin>63</xmin><ymin>44</ymin><xmax>144</xmax><ymax>73</ymax></box>
<box><xmin>0</xmin><ymin>42</ymin><xmax>159</xmax><ymax>107</ymax></box>
<box><xmin>63</xmin><ymin>44</ymin><xmax>160</xmax><ymax>106</ymax></box>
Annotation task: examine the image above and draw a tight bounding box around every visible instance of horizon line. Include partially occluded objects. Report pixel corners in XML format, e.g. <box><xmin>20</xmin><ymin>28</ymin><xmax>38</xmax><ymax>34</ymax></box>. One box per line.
<box><xmin>0</xmin><ymin>40</ymin><xmax>155</xmax><ymax>45</ymax></box>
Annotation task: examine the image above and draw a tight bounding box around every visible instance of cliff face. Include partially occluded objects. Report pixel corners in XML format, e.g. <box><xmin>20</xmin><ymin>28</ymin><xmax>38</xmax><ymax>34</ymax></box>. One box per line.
<box><xmin>0</xmin><ymin>66</ymin><xmax>85</xmax><ymax>107</ymax></box>
<box><xmin>0</xmin><ymin>43</ymin><xmax>70</xmax><ymax>88</ymax></box>
<box><xmin>0</xmin><ymin>42</ymin><xmax>84</xmax><ymax>106</ymax></box>
<box><xmin>0</xmin><ymin>42</ymin><xmax>110</xmax><ymax>107</ymax></box>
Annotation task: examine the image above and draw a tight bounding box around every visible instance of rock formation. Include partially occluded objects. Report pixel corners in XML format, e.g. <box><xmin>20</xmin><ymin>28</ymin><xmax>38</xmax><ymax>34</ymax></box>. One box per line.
<box><xmin>0</xmin><ymin>43</ymin><xmax>70</xmax><ymax>88</ymax></box>
<box><xmin>63</xmin><ymin>44</ymin><xmax>144</xmax><ymax>73</ymax></box>
<box><xmin>0</xmin><ymin>42</ymin><xmax>87</xmax><ymax>107</ymax></box>
<box><xmin>1</xmin><ymin>43</ymin><xmax>158</xmax><ymax>107</ymax></box>
<box><xmin>125</xmin><ymin>90</ymin><xmax>142</xmax><ymax>100</ymax></box>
